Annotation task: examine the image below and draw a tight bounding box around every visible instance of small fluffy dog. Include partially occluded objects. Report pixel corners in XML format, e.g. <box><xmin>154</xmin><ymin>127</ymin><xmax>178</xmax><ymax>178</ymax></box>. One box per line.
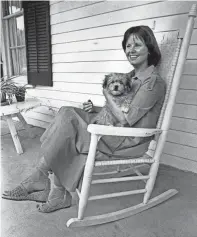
<box><xmin>91</xmin><ymin>73</ymin><xmax>133</xmax><ymax>126</ymax></box>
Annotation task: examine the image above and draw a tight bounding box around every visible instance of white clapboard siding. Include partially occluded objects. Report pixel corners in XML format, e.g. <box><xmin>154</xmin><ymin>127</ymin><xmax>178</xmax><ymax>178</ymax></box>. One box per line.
<box><xmin>50</xmin><ymin>1</ymin><xmax>159</xmax><ymax>25</ymax></box>
<box><xmin>53</xmin><ymin>82</ymin><xmax>102</xmax><ymax>95</ymax></box>
<box><xmin>28</xmin><ymin>84</ymin><xmax>103</xmax><ymax>96</ymax></box>
<box><xmin>52</xmin><ymin>36</ymin><xmax>130</xmax><ymax>53</ymax></box>
<box><xmin>39</xmin><ymin>97</ymin><xmax>83</xmax><ymax>110</ymax></box>
<box><xmin>51</xmin><ymin>2</ymin><xmax>192</xmax><ymax>34</ymax></box>
<box><xmin>52</xmin><ymin>14</ymin><xmax>197</xmax><ymax>45</ymax></box>
<box><xmin>163</xmin><ymin>142</ymin><xmax>197</xmax><ymax>162</ymax></box>
<box><xmin>180</xmin><ymin>75</ymin><xmax>197</xmax><ymax>90</ymax></box>
<box><xmin>173</xmin><ymin>104</ymin><xmax>197</xmax><ymax>120</ymax></box>
<box><xmin>52</xmin><ymin>20</ymin><xmax>154</xmax><ymax>45</ymax></box>
<box><xmin>27</xmin><ymin>88</ymin><xmax>105</xmax><ymax>106</ymax></box>
<box><xmin>50</xmin><ymin>1</ymin><xmax>160</xmax><ymax>25</ymax></box>
<box><xmin>53</xmin><ymin>72</ymin><xmax>106</xmax><ymax>83</ymax></box>
<box><xmin>191</xmin><ymin>28</ymin><xmax>197</xmax><ymax>44</ymax></box>
<box><xmin>170</xmin><ymin>117</ymin><xmax>197</xmax><ymax>134</ymax></box>
<box><xmin>24</xmin><ymin>1</ymin><xmax>197</xmax><ymax>173</ymax></box>
<box><xmin>161</xmin><ymin>154</ymin><xmax>197</xmax><ymax>173</ymax></box>
<box><xmin>187</xmin><ymin>45</ymin><xmax>197</xmax><ymax>59</ymax></box>
<box><xmin>50</xmin><ymin>1</ymin><xmax>62</xmax><ymax>6</ymax></box>
<box><xmin>53</xmin><ymin>61</ymin><xmax>132</xmax><ymax>73</ymax></box>
<box><xmin>183</xmin><ymin>60</ymin><xmax>197</xmax><ymax>75</ymax></box>
<box><xmin>52</xmin><ymin>50</ymin><xmax>127</xmax><ymax>63</ymax></box>
<box><xmin>167</xmin><ymin>130</ymin><xmax>197</xmax><ymax>148</ymax></box>
<box><xmin>176</xmin><ymin>90</ymin><xmax>197</xmax><ymax>105</ymax></box>
<box><xmin>50</xmin><ymin>1</ymin><xmax>102</xmax><ymax>15</ymax></box>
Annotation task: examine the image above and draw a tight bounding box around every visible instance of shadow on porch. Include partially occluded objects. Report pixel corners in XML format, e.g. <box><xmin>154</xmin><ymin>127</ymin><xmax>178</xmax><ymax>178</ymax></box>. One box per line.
<box><xmin>1</xmin><ymin>120</ymin><xmax>197</xmax><ymax>237</ymax></box>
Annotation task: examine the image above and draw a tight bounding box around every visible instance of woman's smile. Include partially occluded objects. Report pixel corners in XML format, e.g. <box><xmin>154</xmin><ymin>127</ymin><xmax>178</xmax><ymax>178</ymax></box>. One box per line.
<box><xmin>129</xmin><ymin>55</ymin><xmax>139</xmax><ymax>60</ymax></box>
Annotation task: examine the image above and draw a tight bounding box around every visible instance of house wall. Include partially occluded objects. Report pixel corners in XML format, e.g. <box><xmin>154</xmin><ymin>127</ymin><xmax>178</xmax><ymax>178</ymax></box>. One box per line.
<box><xmin>24</xmin><ymin>1</ymin><xmax>197</xmax><ymax>173</ymax></box>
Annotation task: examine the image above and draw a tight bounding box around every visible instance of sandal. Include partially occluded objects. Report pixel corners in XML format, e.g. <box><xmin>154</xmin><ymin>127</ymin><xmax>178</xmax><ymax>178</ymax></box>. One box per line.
<box><xmin>2</xmin><ymin>178</ymin><xmax>51</xmax><ymax>203</ymax></box>
<box><xmin>37</xmin><ymin>188</ymin><xmax>72</xmax><ymax>213</ymax></box>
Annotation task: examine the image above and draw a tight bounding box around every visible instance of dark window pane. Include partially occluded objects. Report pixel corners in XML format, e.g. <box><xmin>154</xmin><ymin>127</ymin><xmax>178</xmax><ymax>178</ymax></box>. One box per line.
<box><xmin>2</xmin><ymin>1</ymin><xmax>9</xmax><ymax>16</ymax></box>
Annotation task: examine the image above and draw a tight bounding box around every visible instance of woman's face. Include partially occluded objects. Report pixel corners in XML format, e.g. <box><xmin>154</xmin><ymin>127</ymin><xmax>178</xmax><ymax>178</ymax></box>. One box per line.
<box><xmin>125</xmin><ymin>34</ymin><xmax>149</xmax><ymax>68</ymax></box>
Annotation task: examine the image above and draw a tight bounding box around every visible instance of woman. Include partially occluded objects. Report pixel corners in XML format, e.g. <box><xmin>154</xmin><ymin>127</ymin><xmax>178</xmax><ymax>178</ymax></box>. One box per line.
<box><xmin>3</xmin><ymin>25</ymin><xmax>166</xmax><ymax>213</ymax></box>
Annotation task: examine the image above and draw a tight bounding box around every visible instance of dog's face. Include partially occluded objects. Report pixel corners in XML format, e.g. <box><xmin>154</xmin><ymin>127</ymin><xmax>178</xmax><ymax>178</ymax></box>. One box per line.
<box><xmin>103</xmin><ymin>73</ymin><xmax>131</xmax><ymax>96</ymax></box>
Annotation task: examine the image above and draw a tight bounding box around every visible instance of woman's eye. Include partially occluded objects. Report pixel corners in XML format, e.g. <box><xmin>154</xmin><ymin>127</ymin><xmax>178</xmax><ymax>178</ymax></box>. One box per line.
<box><xmin>126</xmin><ymin>43</ymin><xmax>141</xmax><ymax>49</ymax></box>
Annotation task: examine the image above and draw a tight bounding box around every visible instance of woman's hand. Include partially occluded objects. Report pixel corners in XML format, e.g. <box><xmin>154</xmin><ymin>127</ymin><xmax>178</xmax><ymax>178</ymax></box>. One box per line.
<box><xmin>103</xmin><ymin>88</ymin><xmax>110</xmax><ymax>99</ymax></box>
<box><xmin>103</xmin><ymin>88</ymin><xmax>112</xmax><ymax>101</ymax></box>
<box><xmin>83</xmin><ymin>100</ymin><xmax>95</xmax><ymax>113</ymax></box>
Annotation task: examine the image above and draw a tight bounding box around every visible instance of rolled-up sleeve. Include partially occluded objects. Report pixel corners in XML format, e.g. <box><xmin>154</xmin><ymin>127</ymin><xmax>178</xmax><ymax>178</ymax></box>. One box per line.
<box><xmin>125</xmin><ymin>78</ymin><xmax>166</xmax><ymax>127</ymax></box>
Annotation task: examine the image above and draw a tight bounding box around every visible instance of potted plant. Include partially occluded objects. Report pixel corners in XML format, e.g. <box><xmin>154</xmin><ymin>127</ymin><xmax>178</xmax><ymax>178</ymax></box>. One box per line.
<box><xmin>0</xmin><ymin>90</ymin><xmax>6</xmax><ymax>103</ymax></box>
<box><xmin>15</xmin><ymin>85</ymin><xmax>27</xmax><ymax>102</ymax></box>
<box><xmin>15</xmin><ymin>84</ymin><xmax>34</xmax><ymax>102</ymax></box>
<box><xmin>0</xmin><ymin>78</ymin><xmax>18</xmax><ymax>104</ymax></box>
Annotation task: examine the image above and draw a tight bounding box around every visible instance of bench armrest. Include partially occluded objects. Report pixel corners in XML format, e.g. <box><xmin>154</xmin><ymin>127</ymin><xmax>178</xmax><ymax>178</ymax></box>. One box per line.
<box><xmin>87</xmin><ymin>124</ymin><xmax>162</xmax><ymax>137</ymax></box>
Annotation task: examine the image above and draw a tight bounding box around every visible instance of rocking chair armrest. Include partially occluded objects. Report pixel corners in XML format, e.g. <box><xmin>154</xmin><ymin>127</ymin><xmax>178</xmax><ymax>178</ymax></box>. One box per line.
<box><xmin>87</xmin><ymin>124</ymin><xmax>162</xmax><ymax>137</ymax></box>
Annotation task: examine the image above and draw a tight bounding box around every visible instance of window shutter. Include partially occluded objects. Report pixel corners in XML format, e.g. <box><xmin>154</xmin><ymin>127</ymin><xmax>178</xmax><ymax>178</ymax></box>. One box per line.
<box><xmin>23</xmin><ymin>1</ymin><xmax>52</xmax><ymax>86</ymax></box>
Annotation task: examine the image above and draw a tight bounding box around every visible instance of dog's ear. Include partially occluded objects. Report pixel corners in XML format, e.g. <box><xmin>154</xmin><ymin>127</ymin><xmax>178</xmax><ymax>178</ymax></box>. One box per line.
<box><xmin>102</xmin><ymin>74</ymin><xmax>110</xmax><ymax>88</ymax></box>
<box><xmin>125</xmin><ymin>75</ymin><xmax>132</xmax><ymax>92</ymax></box>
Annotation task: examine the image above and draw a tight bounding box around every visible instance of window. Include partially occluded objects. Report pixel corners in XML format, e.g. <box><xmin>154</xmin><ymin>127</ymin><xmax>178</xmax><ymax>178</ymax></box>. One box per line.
<box><xmin>2</xmin><ymin>1</ymin><xmax>52</xmax><ymax>86</ymax></box>
<box><xmin>2</xmin><ymin>0</ymin><xmax>27</xmax><ymax>77</ymax></box>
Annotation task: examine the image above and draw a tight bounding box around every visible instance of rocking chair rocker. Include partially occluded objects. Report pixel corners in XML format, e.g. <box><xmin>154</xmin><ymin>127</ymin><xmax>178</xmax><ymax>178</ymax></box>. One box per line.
<box><xmin>67</xmin><ymin>4</ymin><xmax>197</xmax><ymax>227</ymax></box>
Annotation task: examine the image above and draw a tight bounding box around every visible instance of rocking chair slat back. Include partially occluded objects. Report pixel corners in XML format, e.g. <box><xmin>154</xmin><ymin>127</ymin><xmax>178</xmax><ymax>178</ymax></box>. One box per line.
<box><xmin>155</xmin><ymin>31</ymin><xmax>182</xmax><ymax>129</ymax></box>
<box><xmin>147</xmin><ymin>32</ymin><xmax>182</xmax><ymax>155</ymax></box>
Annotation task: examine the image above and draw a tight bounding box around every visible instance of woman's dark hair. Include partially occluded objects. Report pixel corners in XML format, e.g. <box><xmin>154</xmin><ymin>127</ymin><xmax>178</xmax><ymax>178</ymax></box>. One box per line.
<box><xmin>122</xmin><ymin>25</ymin><xmax>161</xmax><ymax>66</ymax></box>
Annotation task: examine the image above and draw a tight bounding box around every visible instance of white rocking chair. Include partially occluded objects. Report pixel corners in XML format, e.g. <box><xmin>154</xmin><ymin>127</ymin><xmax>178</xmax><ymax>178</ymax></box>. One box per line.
<box><xmin>67</xmin><ymin>4</ymin><xmax>197</xmax><ymax>227</ymax></box>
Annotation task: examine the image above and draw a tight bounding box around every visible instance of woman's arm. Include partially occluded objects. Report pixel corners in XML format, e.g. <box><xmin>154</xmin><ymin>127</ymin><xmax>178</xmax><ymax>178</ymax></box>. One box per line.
<box><xmin>125</xmin><ymin>78</ymin><xmax>166</xmax><ymax>126</ymax></box>
<box><xmin>103</xmin><ymin>89</ymin><xmax>128</xmax><ymax>126</ymax></box>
